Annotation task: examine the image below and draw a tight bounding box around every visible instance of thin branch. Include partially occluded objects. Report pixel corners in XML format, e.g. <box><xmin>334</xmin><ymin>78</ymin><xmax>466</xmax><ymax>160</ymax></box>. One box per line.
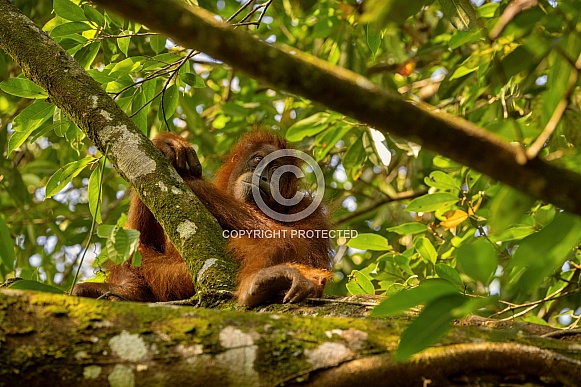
<box><xmin>526</xmin><ymin>53</ymin><xmax>581</xmax><ymax>159</ymax></box>
<box><xmin>491</xmin><ymin>287</ymin><xmax>581</xmax><ymax>320</ymax></box>
<box><xmin>96</xmin><ymin>32</ymin><xmax>158</xmax><ymax>39</ymax></box>
<box><xmin>334</xmin><ymin>189</ymin><xmax>429</xmax><ymax>225</ymax></box>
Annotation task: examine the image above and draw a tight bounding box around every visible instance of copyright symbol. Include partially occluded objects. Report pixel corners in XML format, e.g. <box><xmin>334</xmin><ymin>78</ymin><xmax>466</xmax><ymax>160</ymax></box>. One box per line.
<box><xmin>251</xmin><ymin>149</ymin><xmax>325</xmax><ymax>222</ymax></box>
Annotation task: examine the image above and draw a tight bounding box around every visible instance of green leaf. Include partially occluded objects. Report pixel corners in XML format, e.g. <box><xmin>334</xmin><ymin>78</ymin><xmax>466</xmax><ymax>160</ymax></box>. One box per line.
<box><xmin>489</xmin><ymin>186</ymin><xmax>534</xmax><ymax>233</ymax></box>
<box><xmin>162</xmin><ymin>84</ymin><xmax>179</xmax><ymax>120</ymax></box>
<box><xmin>343</xmin><ymin>135</ymin><xmax>366</xmax><ymax>180</ymax></box>
<box><xmin>0</xmin><ymin>78</ymin><xmax>47</xmax><ymax>99</ymax></box>
<box><xmin>84</xmin><ymin>5</ymin><xmax>105</xmax><ymax>26</ymax></box>
<box><xmin>75</xmin><ymin>41</ymin><xmax>101</xmax><ymax>69</ymax></box>
<box><xmin>363</xmin><ymin>0</ymin><xmax>426</xmax><ymax>25</ymax></box>
<box><xmin>286</xmin><ymin>112</ymin><xmax>330</xmax><ymax>141</ymax></box>
<box><xmin>45</xmin><ymin>157</ymin><xmax>96</xmax><ymax>199</ymax></box>
<box><xmin>406</xmin><ymin>193</ymin><xmax>458</xmax><ymax>213</ymax></box>
<box><xmin>313</xmin><ymin>124</ymin><xmax>353</xmax><ymax>161</ymax></box>
<box><xmin>51</xmin><ymin>21</ymin><xmax>92</xmax><ymax>38</ymax></box>
<box><xmin>510</xmin><ymin>212</ymin><xmax>581</xmax><ymax>293</ymax></box>
<box><xmin>131</xmin><ymin>88</ymin><xmax>148</xmax><ymax>134</ymax></box>
<box><xmin>413</xmin><ymin>236</ymin><xmax>437</xmax><ymax>265</ymax></box>
<box><xmin>437</xmin><ymin>0</ymin><xmax>478</xmax><ymax>31</ymax></box>
<box><xmin>150</xmin><ymin>34</ymin><xmax>167</xmax><ymax>54</ymax></box>
<box><xmin>8</xmin><ymin>101</ymin><xmax>54</xmax><ymax>154</ymax></box>
<box><xmin>435</xmin><ymin>264</ymin><xmax>463</xmax><ymax>288</ymax></box>
<box><xmin>456</xmin><ymin>238</ymin><xmax>497</xmax><ymax>285</ymax></box>
<box><xmin>53</xmin><ymin>0</ymin><xmax>86</xmax><ymax>22</ymax></box>
<box><xmin>387</xmin><ymin>222</ymin><xmax>428</xmax><ymax>235</ymax></box>
<box><xmin>347</xmin><ymin>233</ymin><xmax>391</xmax><ymax>251</ymax></box>
<box><xmin>109</xmin><ymin>57</ymin><xmax>144</xmax><ymax>76</ymax></box>
<box><xmin>97</xmin><ymin>215</ymin><xmax>140</xmax><ymax>266</ymax></box>
<box><xmin>118</xmin><ymin>33</ymin><xmax>131</xmax><ymax>56</ymax></box>
<box><xmin>346</xmin><ymin>270</ymin><xmax>375</xmax><ymax>295</ymax></box>
<box><xmin>131</xmin><ymin>250</ymin><xmax>142</xmax><ymax>267</ymax></box>
<box><xmin>424</xmin><ymin>171</ymin><xmax>458</xmax><ymax>191</ymax></box>
<box><xmin>448</xmin><ymin>30</ymin><xmax>484</xmax><ymax>50</ymax></box>
<box><xmin>8</xmin><ymin>279</ymin><xmax>65</xmax><ymax>294</ymax></box>
<box><xmin>180</xmin><ymin>73</ymin><xmax>206</xmax><ymax>88</ymax></box>
<box><xmin>88</xmin><ymin>157</ymin><xmax>105</xmax><ymax>224</ymax></box>
<box><xmin>0</xmin><ymin>214</ymin><xmax>15</xmax><ymax>271</ymax></box>
<box><xmin>489</xmin><ymin>226</ymin><xmax>535</xmax><ymax>243</ymax></box>
<box><xmin>372</xmin><ymin>279</ymin><xmax>460</xmax><ymax>317</ymax></box>
<box><xmin>366</xmin><ymin>24</ymin><xmax>381</xmax><ymax>56</ymax></box>
<box><xmin>395</xmin><ymin>294</ymin><xmax>467</xmax><ymax>361</ymax></box>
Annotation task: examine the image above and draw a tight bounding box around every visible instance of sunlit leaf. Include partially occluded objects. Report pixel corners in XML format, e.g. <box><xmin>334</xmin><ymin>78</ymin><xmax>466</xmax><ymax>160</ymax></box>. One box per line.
<box><xmin>150</xmin><ymin>34</ymin><xmax>167</xmax><ymax>54</ymax></box>
<box><xmin>387</xmin><ymin>222</ymin><xmax>428</xmax><ymax>235</ymax></box>
<box><xmin>313</xmin><ymin>124</ymin><xmax>352</xmax><ymax>161</ymax></box>
<box><xmin>51</xmin><ymin>21</ymin><xmax>92</xmax><ymax>38</ymax></box>
<box><xmin>346</xmin><ymin>270</ymin><xmax>375</xmax><ymax>295</ymax></box>
<box><xmin>286</xmin><ymin>112</ymin><xmax>330</xmax><ymax>142</ymax></box>
<box><xmin>53</xmin><ymin>0</ymin><xmax>86</xmax><ymax>22</ymax></box>
<box><xmin>440</xmin><ymin>210</ymin><xmax>468</xmax><ymax>229</ymax></box>
<box><xmin>414</xmin><ymin>236</ymin><xmax>437</xmax><ymax>265</ymax></box>
<box><xmin>406</xmin><ymin>193</ymin><xmax>458</xmax><ymax>213</ymax></box>
<box><xmin>45</xmin><ymin>157</ymin><xmax>96</xmax><ymax>199</ymax></box>
<box><xmin>347</xmin><ymin>233</ymin><xmax>391</xmax><ymax>251</ymax></box>
<box><xmin>8</xmin><ymin>101</ymin><xmax>54</xmax><ymax>153</ymax></box>
<box><xmin>118</xmin><ymin>33</ymin><xmax>131</xmax><ymax>56</ymax></box>
<box><xmin>88</xmin><ymin>157</ymin><xmax>105</xmax><ymax>224</ymax></box>
<box><xmin>424</xmin><ymin>171</ymin><xmax>458</xmax><ymax>191</ymax></box>
<box><xmin>0</xmin><ymin>78</ymin><xmax>47</xmax><ymax>99</ymax></box>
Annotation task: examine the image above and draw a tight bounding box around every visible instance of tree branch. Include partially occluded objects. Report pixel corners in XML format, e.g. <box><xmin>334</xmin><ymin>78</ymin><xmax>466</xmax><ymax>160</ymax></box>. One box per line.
<box><xmin>90</xmin><ymin>0</ymin><xmax>581</xmax><ymax>216</ymax></box>
<box><xmin>2</xmin><ymin>290</ymin><xmax>580</xmax><ymax>386</ymax></box>
<box><xmin>0</xmin><ymin>0</ymin><xmax>237</xmax><ymax>299</ymax></box>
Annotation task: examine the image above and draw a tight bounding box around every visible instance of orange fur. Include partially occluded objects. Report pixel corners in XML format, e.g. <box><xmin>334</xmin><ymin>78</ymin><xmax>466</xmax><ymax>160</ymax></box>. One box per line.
<box><xmin>73</xmin><ymin>130</ymin><xmax>332</xmax><ymax>305</ymax></box>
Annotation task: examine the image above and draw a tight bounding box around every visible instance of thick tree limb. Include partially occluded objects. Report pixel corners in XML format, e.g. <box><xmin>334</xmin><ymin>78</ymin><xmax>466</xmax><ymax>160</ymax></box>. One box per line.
<box><xmin>0</xmin><ymin>0</ymin><xmax>237</xmax><ymax>298</ymax></box>
<box><xmin>90</xmin><ymin>0</ymin><xmax>581</xmax><ymax>216</ymax></box>
<box><xmin>1</xmin><ymin>290</ymin><xmax>581</xmax><ymax>386</ymax></box>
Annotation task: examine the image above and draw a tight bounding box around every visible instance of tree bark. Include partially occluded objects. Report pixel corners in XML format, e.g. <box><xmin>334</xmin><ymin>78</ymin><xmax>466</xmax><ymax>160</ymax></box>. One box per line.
<box><xmin>1</xmin><ymin>289</ymin><xmax>580</xmax><ymax>386</ymax></box>
<box><xmin>90</xmin><ymin>0</ymin><xmax>581</xmax><ymax>217</ymax></box>
<box><xmin>0</xmin><ymin>0</ymin><xmax>237</xmax><ymax>299</ymax></box>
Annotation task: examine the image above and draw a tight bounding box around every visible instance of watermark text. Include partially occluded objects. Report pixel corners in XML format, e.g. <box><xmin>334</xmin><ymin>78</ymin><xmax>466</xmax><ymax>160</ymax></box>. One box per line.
<box><xmin>223</xmin><ymin>229</ymin><xmax>358</xmax><ymax>239</ymax></box>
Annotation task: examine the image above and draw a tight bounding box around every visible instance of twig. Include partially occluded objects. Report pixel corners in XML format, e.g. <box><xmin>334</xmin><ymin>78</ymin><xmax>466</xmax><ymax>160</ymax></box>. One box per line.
<box><xmin>491</xmin><ymin>287</ymin><xmax>581</xmax><ymax>320</ymax></box>
<box><xmin>540</xmin><ymin>328</ymin><xmax>581</xmax><ymax>339</ymax></box>
<box><xmin>489</xmin><ymin>0</ymin><xmax>538</xmax><ymax>40</ymax></box>
<box><xmin>96</xmin><ymin>32</ymin><xmax>158</xmax><ymax>40</ymax></box>
<box><xmin>334</xmin><ymin>189</ymin><xmax>428</xmax><ymax>225</ymax></box>
<box><xmin>526</xmin><ymin>53</ymin><xmax>581</xmax><ymax>159</ymax></box>
<box><xmin>306</xmin><ymin>297</ymin><xmax>379</xmax><ymax>307</ymax></box>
